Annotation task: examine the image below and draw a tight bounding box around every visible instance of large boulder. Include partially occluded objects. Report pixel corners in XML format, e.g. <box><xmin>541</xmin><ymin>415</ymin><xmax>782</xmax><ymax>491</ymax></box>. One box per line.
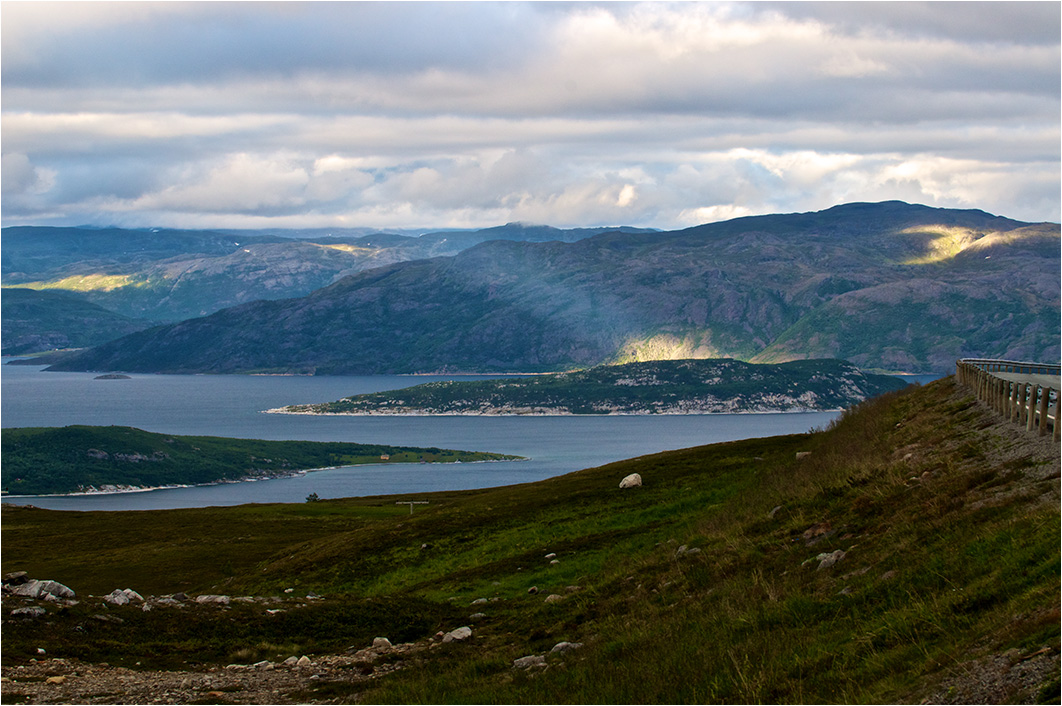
<box><xmin>619</xmin><ymin>473</ymin><xmax>642</xmax><ymax>489</ymax></box>
<box><xmin>9</xmin><ymin>579</ymin><xmax>75</xmax><ymax>600</ymax></box>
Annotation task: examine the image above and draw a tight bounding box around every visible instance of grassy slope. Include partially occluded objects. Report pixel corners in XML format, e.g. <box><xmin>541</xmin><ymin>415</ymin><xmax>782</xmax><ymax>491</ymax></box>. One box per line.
<box><xmin>2</xmin><ymin>378</ymin><xmax>1058</xmax><ymax>703</ymax></box>
<box><xmin>1</xmin><ymin>425</ymin><xmax>521</xmax><ymax>495</ymax></box>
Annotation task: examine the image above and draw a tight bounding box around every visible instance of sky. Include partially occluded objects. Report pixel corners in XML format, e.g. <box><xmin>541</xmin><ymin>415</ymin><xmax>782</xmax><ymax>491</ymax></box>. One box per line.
<box><xmin>2</xmin><ymin>1</ymin><xmax>1059</xmax><ymax>231</ymax></box>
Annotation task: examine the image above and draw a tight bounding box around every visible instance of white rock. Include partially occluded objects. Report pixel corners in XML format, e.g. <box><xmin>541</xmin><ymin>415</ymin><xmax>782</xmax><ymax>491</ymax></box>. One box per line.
<box><xmin>544</xmin><ymin>553</ymin><xmax>557</xmax><ymax>560</ymax></box>
<box><xmin>550</xmin><ymin>641</ymin><xmax>583</xmax><ymax>654</ymax></box>
<box><xmin>372</xmin><ymin>637</ymin><xmax>392</xmax><ymax>650</ymax></box>
<box><xmin>817</xmin><ymin>549</ymin><xmax>846</xmax><ymax>570</ymax></box>
<box><xmin>296</xmin><ymin>656</ymin><xmax>312</xmax><ymax>668</ymax></box>
<box><xmin>38</xmin><ymin>580</ymin><xmax>75</xmax><ymax>599</ymax></box>
<box><xmin>513</xmin><ymin>655</ymin><xmax>547</xmax><ymax>669</ymax></box>
<box><xmin>122</xmin><ymin>589</ymin><xmax>143</xmax><ymax>602</ymax></box>
<box><xmin>544</xmin><ymin>594</ymin><xmax>564</xmax><ymax>604</ymax></box>
<box><xmin>442</xmin><ymin>626</ymin><xmax>472</xmax><ymax>643</ymax></box>
<box><xmin>104</xmin><ymin>589</ymin><xmax>130</xmax><ymax>606</ymax></box>
<box><xmin>195</xmin><ymin>594</ymin><xmax>231</xmax><ymax>605</ymax></box>
<box><xmin>619</xmin><ymin>473</ymin><xmax>642</xmax><ymax>489</ymax></box>
<box><xmin>282</xmin><ymin>656</ymin><xmax>299</xmax><ymax>666</ymax></box>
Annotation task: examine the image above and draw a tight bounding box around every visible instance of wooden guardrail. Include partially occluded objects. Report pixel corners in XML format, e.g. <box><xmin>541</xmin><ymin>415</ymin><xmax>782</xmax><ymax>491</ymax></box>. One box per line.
<box><xmin>955</xmin><ymin>358</ymin><xmax>1061</xmax><ymax>442</ymax></box>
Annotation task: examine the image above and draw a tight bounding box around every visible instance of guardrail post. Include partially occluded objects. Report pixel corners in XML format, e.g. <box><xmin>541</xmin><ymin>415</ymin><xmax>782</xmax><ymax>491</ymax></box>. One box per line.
<box><xmin>1038</xmin><ymin>387</ymin><xmax>1051</xmax><ymax>437</ymax></box>
<box><xmin>1027</xmin><ymin>386</ymin><xmax>1039</xmax><ymax>433</ymax></box>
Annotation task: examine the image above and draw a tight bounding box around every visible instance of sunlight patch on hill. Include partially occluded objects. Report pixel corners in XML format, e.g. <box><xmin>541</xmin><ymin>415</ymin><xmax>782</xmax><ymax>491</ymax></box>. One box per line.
<box><xmin>9</xmin><ymin>273</ymin><xmax>147</xmax><ymax>293</ymax></box>
<box><xmin>901</xmin><ymin>226</ymin><xmax>984</xmax><ymax>265</ymax></box>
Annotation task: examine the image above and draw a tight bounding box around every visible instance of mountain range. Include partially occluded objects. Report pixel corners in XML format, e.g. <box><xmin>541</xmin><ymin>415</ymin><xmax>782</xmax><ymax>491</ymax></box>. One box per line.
<box><xmin>2</xmin><ymin>223</ymin><xmax>650</xmax><ymax>324</ymax></box>
<box><xmin>36</xmin><ymin>201</ymin><xmax>1059</xmax><ymax>376</ymax></box>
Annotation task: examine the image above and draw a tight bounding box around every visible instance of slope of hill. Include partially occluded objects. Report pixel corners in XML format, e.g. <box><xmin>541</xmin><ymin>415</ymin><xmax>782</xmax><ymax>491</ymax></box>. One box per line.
<box><xmin>2</xmin><ymin>378</ymin><xmax>1058</xmax><ymax>703</ymax></box>
<box><xmin>46</xmin><ymin>202</ymin><xmax>1061</xmax><ymax>375</ymax></box>
<box><xmin>0</xmin><ymin>288</ymin><xmax>156</xmax><ymax>355</ymax></box>
<box><xmin>1</xmin><ymin>224</ymin><xmax>640</xmax><ymax>322</ymax></box>
<box><xmin>271</xmin><ymin>358</ymin><xmax>907</xmax><ymax>416</ymax></box>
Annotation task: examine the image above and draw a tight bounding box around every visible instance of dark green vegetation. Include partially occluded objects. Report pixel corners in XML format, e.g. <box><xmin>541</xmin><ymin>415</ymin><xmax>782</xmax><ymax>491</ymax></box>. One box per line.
<box><xmin>0</xmin><ymin>426</ymin><xmax>521</xmax><ymax>496</ymax></box>
<box><xmin>280</xmin><ymin>358</ymin><xmax>907</xmax><ymax>415</ymax></box>
<box><xmin>44</xmin><ymin>202</ymin><xmax>1060</xmax><ymax>375</ymax></box>
<box><xmin>1</xmin><ymin>223</ymin><xmax>644</xmax><ymax>330</ymax></box>
<box><xmin>0</xmin><ymin>288</ymin><xmax>156</xmax><ymax>355</ymax></box>
<box><xmin>3</xmin><ymin>378</ymin><xmax>1058</xmax><ymax>703</ymax></box>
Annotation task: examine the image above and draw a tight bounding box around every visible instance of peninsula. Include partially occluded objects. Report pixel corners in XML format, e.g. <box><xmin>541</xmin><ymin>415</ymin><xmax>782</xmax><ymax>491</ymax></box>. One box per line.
<box><xmin>0</xmin><ymin>426</ymin><xmax>523</xmax><ymax>497</ymax></box>
<box><xmin>268</xmin><ymin>359</ymin><xmax>908</xmax><ymax>416</ymax></box>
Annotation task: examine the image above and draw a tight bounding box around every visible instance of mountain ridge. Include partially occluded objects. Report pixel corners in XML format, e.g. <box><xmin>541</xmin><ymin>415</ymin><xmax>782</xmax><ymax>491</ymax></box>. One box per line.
<box><xmin>37</xmin><ymin>202</ymin><xmax>1061</xmax><ymax>375</ymax></box>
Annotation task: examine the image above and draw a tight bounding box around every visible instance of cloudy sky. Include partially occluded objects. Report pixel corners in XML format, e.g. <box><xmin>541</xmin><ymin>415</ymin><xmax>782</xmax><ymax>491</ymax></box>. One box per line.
<box><xmin>2</xmin><ymin>1</ymin><xmax>1059</xmax><ymax>230</ymax></box>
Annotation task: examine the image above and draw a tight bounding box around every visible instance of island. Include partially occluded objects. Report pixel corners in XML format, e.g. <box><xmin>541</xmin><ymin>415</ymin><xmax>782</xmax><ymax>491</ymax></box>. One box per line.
<box><xmin>0</xmin><ymin>426</ymin><xmax>523</xmax><ymax>496</ymax></box>
<box><xmin>268</xmin><ymin>358</ymin><xmax>908</xmax><ymax>416</ymax></box>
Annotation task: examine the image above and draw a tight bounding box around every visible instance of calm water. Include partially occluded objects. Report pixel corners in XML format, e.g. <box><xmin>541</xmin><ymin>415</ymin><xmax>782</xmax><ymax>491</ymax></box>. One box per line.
<box><xmin>1</xmin><ymin>361</ymin><xmax>863</xmax><ymax>511</ymax></box>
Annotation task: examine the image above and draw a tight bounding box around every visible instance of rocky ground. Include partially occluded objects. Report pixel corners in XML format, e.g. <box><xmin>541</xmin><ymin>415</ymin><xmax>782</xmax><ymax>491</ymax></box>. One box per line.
<box><xmin>2</xmin><ymin>630</ymin><xmax>454</xmax><ymax>704</ymax></box>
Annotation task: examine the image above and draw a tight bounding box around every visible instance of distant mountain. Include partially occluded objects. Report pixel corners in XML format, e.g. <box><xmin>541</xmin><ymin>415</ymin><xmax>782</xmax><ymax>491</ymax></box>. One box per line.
<box><xmin>270</xmin><ymin>359</ymin><xmax>908</xmax><ymax>416</ymax></box>
<box><xmin>1</xmin><ymin>288</ymin><xmax>156</xmax><ymax>355</ymax></box>
<box><xmin>42</xmin><ymin>202</ymin><xmax>1061</xmax><ymax>375</ymax></box>
<box><xmin>1</xmin><ymin>224</ymin><xmax>643</xmax><ymax>322</ymax></box>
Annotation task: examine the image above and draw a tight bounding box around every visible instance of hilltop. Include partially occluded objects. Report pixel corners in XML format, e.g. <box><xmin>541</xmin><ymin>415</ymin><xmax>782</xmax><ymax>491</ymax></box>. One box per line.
<box><xmin>2</xmin><ymin>377</ymin><xmax>1058</xmax><ymax>703</ymax></box>
<box><xmin>43</xmin><ymin>201</ymin><xmax>1060</xmax><ymax>376</ymax></box>
<box><xmin>271</xmin><ymin>358</ymin><xmax>908</xmax><ymax>416</ymax></box>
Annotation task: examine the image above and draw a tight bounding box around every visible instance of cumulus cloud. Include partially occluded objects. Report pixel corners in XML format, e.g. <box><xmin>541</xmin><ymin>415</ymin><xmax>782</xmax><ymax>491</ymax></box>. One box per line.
<box><xmin>1</xmin><ymin>1</ymin><xmax>1057</xmax><ymax>228</ymax></box>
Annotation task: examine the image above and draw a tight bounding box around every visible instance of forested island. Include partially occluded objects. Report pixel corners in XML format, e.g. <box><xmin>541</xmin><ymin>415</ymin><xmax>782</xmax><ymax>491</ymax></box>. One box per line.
<box><xmin>0</xmin><ymin>426</ymin><xmax>522</xmax><ymax>496</ymax></box>
<box><xmin>269</xmin><ymin>358</ymin><xmax>908</xmax><ymax>416</ymax></box>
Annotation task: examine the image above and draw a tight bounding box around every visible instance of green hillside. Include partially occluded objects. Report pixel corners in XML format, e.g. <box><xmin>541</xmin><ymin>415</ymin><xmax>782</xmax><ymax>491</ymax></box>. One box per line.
<box><xmin>2</xmin><ymin>378</ymin><xmax>1058</xmax><ymax>703</ymax></box>
<box><xmin>0</xmin><ymin>426</ymin><xmax>521</xmax><ymax>496</ymax></box>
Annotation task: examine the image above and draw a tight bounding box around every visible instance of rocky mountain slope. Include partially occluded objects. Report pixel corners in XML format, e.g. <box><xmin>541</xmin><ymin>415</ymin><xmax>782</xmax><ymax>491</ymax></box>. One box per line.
<box><xmin>2</xmin><ymin>224</ymin><xmax>643</xmax><ymax>323</ymax></box>
<box><xmin>45</xmin><ymin>202</ymin><xmax>1060</xmax><ymax>375</ymax></box>
<box><xmin>271</xmin><ymin>358</ymin><xmax>907</xmax><ymax>416</ymax></box>
<box><xmin>0</xmin><ymin>288</ymin><xmax>156</xmax><ymax>356</ymax></box>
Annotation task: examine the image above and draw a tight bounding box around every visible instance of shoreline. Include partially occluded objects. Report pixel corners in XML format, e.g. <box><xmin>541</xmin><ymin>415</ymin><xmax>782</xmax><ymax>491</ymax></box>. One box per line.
<box><xmin>0</xmin><ymin>458</ymin><xmax>526</xmax><ymax>501</ymax></box>
<box><xmin>262</xmin><ymin>406</ymin><xmax>846</xmax><ymax>417</ymax></box>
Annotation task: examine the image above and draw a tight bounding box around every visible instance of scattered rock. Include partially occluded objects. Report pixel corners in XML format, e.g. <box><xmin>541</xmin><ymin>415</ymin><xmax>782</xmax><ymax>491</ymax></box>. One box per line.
<box><xmin>527</xmin><ymin>586</ymin><xmax>539</xmax><ymax>595</ymax></box>
<box><xmin>91</xmin><ymin>613</ymin><xmax>125</xmax><ymax>624</ymax></box>
<box><xmin>513</xmin><ymin>655</ymin><xmax>547</xmax><ymax>669</ymax></box>
<box><xmin>549</xmin><ymin>559</ymin><xmax>560</xmax><ymax>565</ymax></box>
<box><xmin>9</xmin><ymin>579</ymin><xmax>75</xmax><ymax>601</ymax></box>
<box><xmin>551</xmin><ymin>641</ymin><xmax>583</xmax><ymax>654</ymax></box>
<box><xmin>253</xmin><ymin>661</ymin><xmax>274</xmax><ymax>671</ymax></box>
<box><xmin>880</xmin><ymin>570</ymin><xmax>897</xmax><ymax>581</ymax></box>
<box><xmin>372</xmin><ymin>637</ymin><xmax>392</xmax><ymax>651</ymax></box>
<box><xmin>795</xmin><ymin>451</ymin><xmax>812</xmax><ymax>460</ymax></box>
<box><xmin>171</xmin><ymin>592</ymin><xmax>189</xmax><ymax>601</ymax></box>
<box><xmin>104</xmin><ymin>590</ymin><xmax>130</xmax><ymax>606</ymax></box>
<box><xmin>768</xmin><ymin>505</ymin><xmax>783</xmax><ymax>518</ymax></box>
<box><xmin>675</xmin><ymin>545</ymin><xmax>702</xmax><ymax>558</ymax></box>
<box><xmin>816</xmin><ymin>550</ymin><xmax>847</xmax><ymax>570</ymax></box>
<box><xmin>469</xmin><ymin>612</ymin><xmax>487</xmax><ymax>620</ymax></box>
<box><xmin>470</xmin><ymin>598</ymin><xmax>488</xmax><ymax>605</ymax></box>
<box><xmin>282</xmin><ymin>656</ymin><xmax>299</xmax><ymax>666</ymax></box>
<box><xmin>544</xmin><ymin>594</ymin><xmax>564</xmax><ymax>604</ymax></box>
<box><xmin>195</xmin><ymin>595</ymin><xmax>231</xmax><ymax>605</ymax></box>
<box><xmin>565</xmin><ymin>585</ymin><xmax>582</xmax><ymax>593</ymax></box>
<box><xmin>802</xmin><ymin>522</ymin><xmax>833</xmax><ymax>545</ymax></box>
<box><xmin>45</xmin><ymin>676</ymin><xmax>67</xmax><ymax>685</ymax></box>
<box><xmin>2</xmin><ymin>571</ymin><xmax>29</xmax><ymax>586</ymax></box>
<box><xmin>10</xmin><ymin>606</ymin><xmax>47</xmax><ymax>619</ymax></box>
<box><xmin>442</xmin><ymin>627</ymin><xmax>472</xmax><ymax>643</ymax></box>
<box><xmin>619</xmin><ymin>473</ymin><xmax>642</xmax><ymax>489</ymax></box>
<box><xmin>296</xmin><ymin>656</ymin><xmax>312</xmax><ymax>668</ymax></box>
